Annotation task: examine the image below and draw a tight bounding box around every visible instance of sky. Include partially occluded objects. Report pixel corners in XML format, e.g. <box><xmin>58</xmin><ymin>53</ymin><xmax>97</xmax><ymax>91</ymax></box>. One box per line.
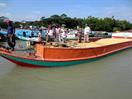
<box><xmin>0</xmin><ymin>0</ymin><xmax>132</xmax><ymax>22</ymax></box>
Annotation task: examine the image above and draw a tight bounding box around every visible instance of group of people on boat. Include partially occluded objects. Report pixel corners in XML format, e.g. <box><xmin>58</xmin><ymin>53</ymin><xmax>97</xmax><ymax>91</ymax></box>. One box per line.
<box><xmin>37</xmin><ymin>24</ymin><xmax>91</xmax><ymax>43</ymax></box>
<box><xmin>45</xmin><ymin>24</ymin><xmax>68</xmax><ymax>43</ymax></box>
<box><xmin>5</xmin><ymin>20</ymin><xmax>91</xmax><ymax>51</ymax></box>
<box><xmin>77</xmin><ymin>24</ymin><xmax>91</xmax><ymax>43</ymax></box>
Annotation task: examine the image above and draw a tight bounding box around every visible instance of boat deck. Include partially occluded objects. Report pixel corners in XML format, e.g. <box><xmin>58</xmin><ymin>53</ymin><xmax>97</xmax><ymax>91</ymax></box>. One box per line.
<box><xmin>72</xmin><ymin>38</ymin><xmax>132</xmax><ymax>48</ymax></box>
<box><xmin>44</xmin><ymin>38</ymin><xmax>132</xmax><ymax>48</ymax></box>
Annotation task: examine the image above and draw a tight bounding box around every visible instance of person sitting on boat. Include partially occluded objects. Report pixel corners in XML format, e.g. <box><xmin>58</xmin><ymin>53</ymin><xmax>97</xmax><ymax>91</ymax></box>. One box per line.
<box><xmin>84</xmin><ymin>24</ymin><xmax>91</xmax><ymax>43</ymax></box>
<box><xmin>6</xmin><ymin>20</ymin><xmax>16</xmax><ymax>51</ymax></box>
<box><xmin>23</xmin><ymin>31</ymin><xmax>26</xmax><ymax>37</ymax></box>
<box><xmin>31</xmin><ymin>31</ymin><xmax>34</xmax><ymax>37</ymax></box>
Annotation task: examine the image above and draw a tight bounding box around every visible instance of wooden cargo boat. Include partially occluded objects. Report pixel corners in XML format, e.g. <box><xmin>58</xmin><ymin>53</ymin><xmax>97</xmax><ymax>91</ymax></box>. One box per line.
<box><xmin>0</xmin><ymin>38</ymin><xmax>132</xmax><ymax>67</ymax></box>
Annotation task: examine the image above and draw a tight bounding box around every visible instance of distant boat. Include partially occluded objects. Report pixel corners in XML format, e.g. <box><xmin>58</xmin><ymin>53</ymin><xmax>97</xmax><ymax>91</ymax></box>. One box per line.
<box><xmin>15</xmin><ymin>29</ymin><xmax>38</xmax><ymax>37</ymax></box>
<box><xmin>0</xmin><ymin>29</ymin><xmax>38</xmax><ymax>37</ymax></box>
<box><xmin>0</xmin><ymin>29</ymin><xmax>44</xmax><ymax>42</ymax></box>
<box><xmin>17</xmin><ymin>35</ymin><xmax>40</xmax><ymax>42</ymax></box>
<box><xmin>112</xmin><ymin>32</ymin><xmax>132</xmax><ymax>38</ymax></box>
<box><xmin>15</xmin><ymin>29</ymin><xmax>47</xmax><ymax>42</ymax></box>
<box><xmin>0</xmin><ymin>38</ymin><xmax>132</xmax><ymax>67</ymax></box>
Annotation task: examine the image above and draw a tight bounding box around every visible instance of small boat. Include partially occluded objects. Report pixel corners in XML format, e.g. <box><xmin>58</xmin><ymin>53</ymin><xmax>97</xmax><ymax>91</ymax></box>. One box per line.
<box><xmin>0</xmin><ymin>38</ymin><xmax>132</xmax><ymax>67</ymax></box>
<box><xmin>112</xmin><ymin>32</ymin><xmax>132</xmax><ymax>38</ymax></box>
<box><xmin>17</xmin><ymin>35</ymin><xmax>40</xmax><ymax>42</ymax></box>
<box><xmin>0</xmin><ymin>29</ymin><xmax>43</xmax><ymax>42</ymax></box>
<box><xmin>15</xmin><ymin>29</ymin><xmax>38</xmax><ymax>37</ymax></box>
<box><xmin>15</xmin><ymin>29</ymin><xmax>47</xmax><ymax>42</ymax></box>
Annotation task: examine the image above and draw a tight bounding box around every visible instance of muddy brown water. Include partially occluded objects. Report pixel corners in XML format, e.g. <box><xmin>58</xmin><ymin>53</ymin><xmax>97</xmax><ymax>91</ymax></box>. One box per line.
<box><xmin>0</xmin><ymin>41</ymin><xmax>132</xmax><ymax>99</ymax></box>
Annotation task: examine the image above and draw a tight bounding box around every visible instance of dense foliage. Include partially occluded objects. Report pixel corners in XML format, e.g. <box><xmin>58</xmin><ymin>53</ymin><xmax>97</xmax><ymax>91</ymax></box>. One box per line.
<box><xmin>0</xmin><ymin>14</ymin><xmax>132</xmax><ymax>32</ymax></box>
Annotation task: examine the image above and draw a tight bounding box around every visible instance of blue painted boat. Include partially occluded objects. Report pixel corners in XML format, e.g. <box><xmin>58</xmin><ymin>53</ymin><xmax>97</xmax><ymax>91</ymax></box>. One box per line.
<box><xmin>15</xmin><ymin>29</ymin><xmax>38</xmax><ymax>37</ymax></box>
<box><xmin>0</xmin><ymin>29</ymin><xmax>47</xmax><ymax>42</ymax></box>
<box><xmin>17</xmin><ymin>35</ymin><xmax>40</xmax><ymax>42</ymax></box>
<box><xmin>16</xmin><ymin>29</ymin><xmax>47</xmax><ymax>41</ymax></box>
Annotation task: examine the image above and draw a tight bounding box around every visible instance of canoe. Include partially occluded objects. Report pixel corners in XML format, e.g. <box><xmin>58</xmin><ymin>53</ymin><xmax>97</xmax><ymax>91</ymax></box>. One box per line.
<box><xmin>0</xmin><ymin>38</ymin><xmax>132</xmax><ymax>67</ymax></box>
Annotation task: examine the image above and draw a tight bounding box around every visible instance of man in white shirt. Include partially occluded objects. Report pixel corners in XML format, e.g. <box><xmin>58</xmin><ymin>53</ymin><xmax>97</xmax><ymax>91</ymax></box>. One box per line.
<box><xmin>60</xmin><ymin>24</ymin><xmax>67</xmax><ymax>43</ymax></box>
<box><xmin>84</xmin><ymin>24</ymin><xmax>91</xmax><ymax>42</ymax></box>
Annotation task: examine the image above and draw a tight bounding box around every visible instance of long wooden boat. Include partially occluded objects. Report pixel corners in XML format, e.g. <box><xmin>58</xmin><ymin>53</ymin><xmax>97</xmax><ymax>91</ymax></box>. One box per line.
<box><xmin>0</xmin><ymin>38</ymin><xmax>132</xmax><ymax>67</ymax></box>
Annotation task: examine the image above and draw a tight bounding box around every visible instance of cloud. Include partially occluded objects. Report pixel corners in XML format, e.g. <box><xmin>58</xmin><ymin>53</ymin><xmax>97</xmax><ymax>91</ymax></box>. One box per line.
<box><xmin>33</xmin><ymin>10</ymin><xmax>41</xmax><ymax>14</ymax></box>
<box><xmin>19</xmin><ymin>10</ymin><xmax>42</xmax><ymax>21</ymax></box>
<box><xmin>103</xmin><ymin>6</ymin><xmax>132</xmax><ymax>22</ymax></box>
<box><xmin>0</xmin><ymin>12</ymin><xmax>11</xmax><ymax>17</ymax></box>
<box><xmin>0</xmin><ymin>3</ymin><xmax>7</xmax><ymax>7</ymax></box>
<box><xmin>0</xmin><ymin>12</ymin><xmax>14</xmax><ymax>20</ymax></box>
<box><xmin>21</xmin><ymin>14</ymin><xmax>41</xmax><ymax>21</ymax></box>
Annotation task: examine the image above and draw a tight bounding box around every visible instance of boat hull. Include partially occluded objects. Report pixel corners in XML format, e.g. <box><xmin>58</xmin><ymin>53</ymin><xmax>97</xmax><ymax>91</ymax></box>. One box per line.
<box><xmin>1</xmin><ymin>53</ymin><xmax>97</xmax><ymax>67</ymax></box>
<box><xmin>0</xmin><ymin>39</ymin><xmax>132</xmax><ymax>67</ymax></box>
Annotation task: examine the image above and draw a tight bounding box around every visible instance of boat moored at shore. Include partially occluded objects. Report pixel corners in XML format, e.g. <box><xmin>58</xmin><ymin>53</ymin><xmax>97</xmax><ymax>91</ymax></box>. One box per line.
<box><xmin>0</xmin><ymin>38</ymin><xmax>132</xmax><ymax>67</ymax></box>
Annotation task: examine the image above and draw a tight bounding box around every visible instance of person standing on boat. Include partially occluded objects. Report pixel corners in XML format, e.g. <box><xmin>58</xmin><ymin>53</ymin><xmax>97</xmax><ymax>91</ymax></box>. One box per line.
<box><xmin>46</xmin><ymin>24</ymin><xmax>54</xmax><ymax>42</ymax></box>
<box><xmin>61</xmin><ymin>24</ymin><xmax>67</xmax><ymax>43</ymax></box>
<box><xmin>38</xmin><ymin>29</ymin><xmax>42</xmax><ymax>42</ymax></box>
<box><xmin>56</xmin><ymin>24</ymin><xmax>61</xmax><ymax>42</ymax></box>
<box><xmin>84</xmin><ymin>24</ymin><xmax>91</xmax><ymax>42</ymax></box>
<box><xmin>77</xmin><ymin>26</ymin><xmax>83</xmax><ymax>43</ymax></box>
<box><xmin>52</xmin><ymin>24</ymin><xmax>57</xmax><ymax>41</ymax></box>
<box><xmin>6</xmin><ymin>20</ymin><xmax>16</xmax><ymax>51</ymax></box>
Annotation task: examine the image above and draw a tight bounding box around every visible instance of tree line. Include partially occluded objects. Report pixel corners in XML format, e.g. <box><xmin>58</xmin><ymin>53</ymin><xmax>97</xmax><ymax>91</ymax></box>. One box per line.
<box><xmin>0</xmin><ymin>14</ymin><xmax>132</xmax><ymax>32</ymax></box>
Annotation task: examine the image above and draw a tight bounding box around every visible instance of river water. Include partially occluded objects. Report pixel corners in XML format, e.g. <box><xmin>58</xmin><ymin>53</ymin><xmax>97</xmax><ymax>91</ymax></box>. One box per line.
<box><xmin>0</xmin><ymin>42</ymin><xmax>132</xmax><ymax>99</ymax></box>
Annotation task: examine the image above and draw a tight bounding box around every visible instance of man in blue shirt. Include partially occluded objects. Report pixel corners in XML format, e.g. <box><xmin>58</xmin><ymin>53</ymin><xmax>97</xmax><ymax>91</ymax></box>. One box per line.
<box><xmin>6</xmin><ymin>20</ymin><xmax>16</xmax><ymax>51</ymax></box>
